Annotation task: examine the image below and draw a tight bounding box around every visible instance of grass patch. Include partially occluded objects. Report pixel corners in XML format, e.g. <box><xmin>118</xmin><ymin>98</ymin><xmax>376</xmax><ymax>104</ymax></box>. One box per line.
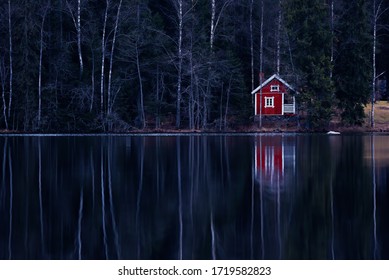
<box><xmin>364</xmin><ymin>100</ymin><xmax>389</xmax><ymax>129</ymax></box>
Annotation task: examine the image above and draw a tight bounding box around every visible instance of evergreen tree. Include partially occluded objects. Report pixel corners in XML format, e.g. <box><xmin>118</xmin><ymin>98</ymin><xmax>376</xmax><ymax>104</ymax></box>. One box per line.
<box><xmin>283</xmin><ymin>0</ymin><xmax>334</xmax><ymax>129</ymax></box>
<box><xmin>333</xmin><ymin>0</ymin><xmax>372</xmax><ymax>125</ymax></box>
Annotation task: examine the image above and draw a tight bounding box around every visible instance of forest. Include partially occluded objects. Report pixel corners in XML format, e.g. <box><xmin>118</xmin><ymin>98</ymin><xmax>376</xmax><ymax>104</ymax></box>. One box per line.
<box><xmin>0</xmin><ymin>0</ymin><xmax>388</xmax><ymax>132</ymax></box>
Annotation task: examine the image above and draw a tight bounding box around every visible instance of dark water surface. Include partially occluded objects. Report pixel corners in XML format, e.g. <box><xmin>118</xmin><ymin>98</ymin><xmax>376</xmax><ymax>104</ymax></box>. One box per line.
<box><xmin>1</xmin><ymin>134</ymin><xmax>389</xmax><ymax>260</ymax></box>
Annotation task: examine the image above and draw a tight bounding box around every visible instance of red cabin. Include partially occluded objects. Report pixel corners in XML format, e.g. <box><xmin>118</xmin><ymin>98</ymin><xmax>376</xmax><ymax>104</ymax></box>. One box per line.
<box><xmin>251</xmin><ymin>74</ymin><xmax>296</xmax><ymax>116</ymax></box>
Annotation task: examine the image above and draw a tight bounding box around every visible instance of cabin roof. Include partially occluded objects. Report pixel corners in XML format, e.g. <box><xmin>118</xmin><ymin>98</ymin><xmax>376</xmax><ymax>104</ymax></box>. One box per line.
<box><xmin>251</xmin><ymin>74</ymin><xmax>295</xmax><ymax>94</ymax></box>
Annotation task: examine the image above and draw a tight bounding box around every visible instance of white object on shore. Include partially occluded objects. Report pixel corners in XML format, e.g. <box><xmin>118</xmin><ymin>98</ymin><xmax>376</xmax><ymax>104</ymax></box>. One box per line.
<box><xmin>327</xmin><ymin>131</ymin><xmax>340</xmax><ymax>135</ymax></box>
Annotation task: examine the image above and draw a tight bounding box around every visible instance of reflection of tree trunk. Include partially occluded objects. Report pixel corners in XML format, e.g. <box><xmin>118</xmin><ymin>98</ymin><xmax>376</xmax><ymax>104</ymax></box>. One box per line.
<box><xmin>136</xmin><ymin>137</ymin><xmax>144</xmax><ymax>258</ymax></box>
<box><xmin>330</xmin><ymin>172</ymin><xmax>335</xmax><ymax>259</ymax></box>
<box><xmin>101</xmin><ymin>144</ymin><xmax>108</xmax><ymax>259</ymax></box>
<box><xmin>177</xmin><ymin>137</ymin><xmax>183</xmax><ymax>259</ymax></box>
<box><xmin>108</xmin><ymin>138</ymin><xmax>120</xmax><ymax>259</ymax></box>
<box><xmin>210</xmin><ymin>211</ymin><xmax>216</xmax><ymax>260</ymax></box>
<box><xmin>77</xmin><ymin>185</ymin><xmax>83</xmax><ymax>259</ymax></box>
<box><xmin>38</xmin><ymin>138</ymin><xmax>44</xmax><ymax>253</ymax></box>
<box><xmin>250</xmin><ymin>138</ymin><xmax>255</xmax><ymax>259</ymax></box>
<box><xmin>90</xmin><ymin>150</ymin><xmax>95</xmax><ymax>210</ymax></box>
<box><xmin>277</xmin><ymin>174</ymin><xmax>281</xmax><ymax>259</ymax></box>
<box><xmin>259</xmin><ymin>136</ymin><xmax>265</xmax><ymax>258</ymax></box>
<box><xmin>371</xmin><ymin>134</ymin><xmax>378</xmax><ymax>259</ymax></box>
<box><xmin>8</xmin><ymin>142</ymin><xmax>13</xmax><ymax>259</ymax></box>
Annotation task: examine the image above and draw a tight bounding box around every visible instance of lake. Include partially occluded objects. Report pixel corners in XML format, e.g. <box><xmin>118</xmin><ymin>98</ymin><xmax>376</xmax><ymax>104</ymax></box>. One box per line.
<box><xmin>0</xmin><ymin>134</ymin><xmax>388</xmax><ymax>260</ymax></box>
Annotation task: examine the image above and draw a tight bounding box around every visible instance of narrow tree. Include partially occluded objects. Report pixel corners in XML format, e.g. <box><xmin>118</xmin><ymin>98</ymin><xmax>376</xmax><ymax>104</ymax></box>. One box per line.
<box><xmin>38</xmin><ymin>3</ymin><xmax>50</xmax><ymax>127</ymax></box>
<box><xmin>66</xmin><ymin>0</ymin><xmax>84</xmax><ymax>78</ymax></box>
<box><xmin>8</xmin><ymin>0</ymin><xmax>13</xmax><ymax>122</ymax></box>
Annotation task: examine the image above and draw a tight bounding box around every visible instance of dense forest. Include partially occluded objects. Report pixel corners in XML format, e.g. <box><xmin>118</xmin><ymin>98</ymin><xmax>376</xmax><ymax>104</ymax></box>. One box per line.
<box><xmin>0</xmin><ymin>0</ymin><xmax>388</xmax><ymax>132</ymax></box>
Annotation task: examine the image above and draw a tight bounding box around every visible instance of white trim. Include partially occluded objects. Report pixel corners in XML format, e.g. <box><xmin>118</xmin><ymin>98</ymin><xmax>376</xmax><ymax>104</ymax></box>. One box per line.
<box><xmin>282</xmin><ymin>93</ymin><xmax>284</xmax><ymax>115</ymax></box>
<box><xmin>270</xmin><ymin>85</ymin><xmax>280</xmax><ymax>92</ymax></box>
<box><xmin>264</xmin><ymin>97</ymin><xmax>274</xmax><ymax>108</ymax></box>
<box><xmin>251</xmin><ymin>74</ymin><xmax>295</xmax><ymax>94</ymax></box>
<box><xmin>254</xmin><ymin>94</ymin><xmax>257</xmax><ymax>115</ymax></box>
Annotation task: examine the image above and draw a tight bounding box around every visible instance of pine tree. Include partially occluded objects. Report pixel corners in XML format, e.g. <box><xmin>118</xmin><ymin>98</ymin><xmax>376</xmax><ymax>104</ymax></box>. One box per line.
<box><xmin>283</xmin><ymin>0</ymin><xmax>334</xmax><ymax>129</ymax></box>
<box><xmin>334</xmin><ymin>0</ymin><xmax>372</xmax><ymax>125</ymax></box>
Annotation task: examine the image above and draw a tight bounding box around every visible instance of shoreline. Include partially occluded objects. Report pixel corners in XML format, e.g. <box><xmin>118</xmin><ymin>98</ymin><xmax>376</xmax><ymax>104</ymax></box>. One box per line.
<box><xmin>1</xmin><ymin>125</ymin><xmax>389</xmax><ymax>135</ymax></box>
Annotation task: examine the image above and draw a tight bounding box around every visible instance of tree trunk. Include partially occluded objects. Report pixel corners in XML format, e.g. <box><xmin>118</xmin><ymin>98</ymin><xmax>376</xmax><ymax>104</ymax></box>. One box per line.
<box><xmin>250</xmin><ymin>0</ymin><xmax>254</xmax><ymax>93</ymax></box>
<box><xmin>100</xmin><ymin>0</ymin><xmax>109</xmax><ymax>116</ymax></box>
<box><xmin>1</xmin><ymin>58</ymin><xmax>8</xmax><ymax>130</ymax></box>
<box><xmin>176</xmin><ymin>0</ymin><xmax>183</xmax><ymax>128</ymax></box>
<box><xmin>90</xmin><ymin>48</ymin><xmax>95</xmax><ymax>113</ymax></box>
<box><xmin>371</xmin><ymin>0</ymin><xmax>378</xmax><ymax>128</ymax></box>
<box><xmin>276</xmin><ymin>0</ymin><xmax>282</xmax><ymax>75</ymax></box>
<box><xmin>136</xmin><ymin>44</ymin><xmax>145</xmax><ymax>129</ymax></box>
<box><xmin>8</xmin><ymin>0</ymin><xmax>13</xmax><ymax>121</ymax></box>
<box><xmin>38</xmin><ymin>7</ymin><xmax>48</xmax><ymax>127</ymax></box>
<box><xmin>259</xmin><ymin>0</ymin><xmax>264</xmax><ymax>128</ymax></box>
<box><xmin>77</xmin><ymin>0</ymin><xmax>83</xmax><ymax>78</ymax></box>
<box><xmin>66</xmin><ymin>0</ymin><xmax>83</xmax><ymax>78</ymax></box>
<box><xmin>107</xmin><ymin>0</ymin><xmax>122</xmax><ymax>116</ymax></box>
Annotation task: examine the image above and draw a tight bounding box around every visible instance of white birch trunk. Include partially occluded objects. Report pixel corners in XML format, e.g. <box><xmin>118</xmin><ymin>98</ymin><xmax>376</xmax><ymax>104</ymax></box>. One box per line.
<box><xmin>8</xmin><ymin>0</ymin><xmax>13</xmax><ymax>120</ymax></box>
<box><xmin>176</xmin><ymin>0</ymin><xmax>183</xmax><ymax>128</ymax></box>
<box><xmin>371</xmin><ymin>0</ymin><xmax>378</xmax><ymax>128</ymax></box>
<box><xmin>77</xmin><ymin>0</ymin><xmax>83</xmax><ymax>77</ymax></box>
<box><xmin>136</xmin><ymin>44</ymin><xmax>145</xmax><ymax>129</ymax></box>
<box><xmin>1</xmin><ymin>59</ymin><xmax>8</xmax><ymax>129</ymax></box>
<box><xmin>90</xmin><ymin>48</ymin><xmax>95</xmax><ymax>113</ymax></box>
<box><xmin>330</xmin><ymin>0</ymin><xmax>334</xmax><ymax>78</ymax></box>
<box><xmin>100</xmin><ymin>0</ymin><xmax>109</xmax><ymax>115</ymax></box>
<box><xmin>66</xmin><ymin>0</ymin><xmax>83</xmax><ymax>78</ymax></box>
<box><xmin>107</xmin><ymin>0</ymin><xmax>122</xmax><ymax>116</ymax></box>
<box><xmin>276</xmin><ymin>0</ymin><xmax>282</xmax><ymax>75</ymax></box>
<box><xmin>210</xmin><ymin>0</ymin><xmax>216</xmax><ymax>51</ymax></box>
<box><xmin>38</xmin><ymin>7</ymin><xmax>48</xmax><ymax>127</ymax></box>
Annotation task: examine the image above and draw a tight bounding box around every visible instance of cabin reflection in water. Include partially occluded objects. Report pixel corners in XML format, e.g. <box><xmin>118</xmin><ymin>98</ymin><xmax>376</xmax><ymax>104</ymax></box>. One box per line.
<box><xmin>254</xmin><ymin>136</ymin><xmax>296</xmax><ymax>191</ymax></box>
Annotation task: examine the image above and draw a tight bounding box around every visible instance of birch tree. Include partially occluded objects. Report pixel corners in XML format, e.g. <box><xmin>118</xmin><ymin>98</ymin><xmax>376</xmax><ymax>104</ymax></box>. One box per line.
<box><xmin>107</xmin><ymin>0</ymin><xmax>123</xmax><ymax>116</ymax></box>
<box><xmin>371</xmin><ymin>0</ymin><xmax>388</xmax><ymax>128</ymax></box>
<box><xmin>8</xmin><ymin>0</ymin><xmax>13</xmax><ymax>122</ymax></box>
<box><xmin>66</xmin><ymin>0</ymin><xmax>84</xmax><ymax>78</ymax></box>
<box><xmin>176</xmin><ymin>0</ymin><xmax>183</xmax><ymax>128</ymax></box>
<box><xmin>38</xmin><ymin>3</ymin><xmax>50</xmax><ymax>127</ymax></box>
<box><xmin>0</xmin><ymin>56</ymin><xmax>8</xmax><ymax>129</ymax></box>
<box><xmin>100</xmin><ymin>0</ymin><xmax>109</xmax><ymax>117</ymax></box>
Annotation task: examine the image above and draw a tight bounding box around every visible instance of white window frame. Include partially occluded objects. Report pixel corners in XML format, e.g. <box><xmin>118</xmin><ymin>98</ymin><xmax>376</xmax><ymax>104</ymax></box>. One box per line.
<box><xmin>270</xmin><ymin>85</ymin><xmax>280</xmax><ymax>92</ymax></box>
<box><xmin>264</xmin><ymin>97</ymin><xmax>275</xmax><ymax>108</ymax></box>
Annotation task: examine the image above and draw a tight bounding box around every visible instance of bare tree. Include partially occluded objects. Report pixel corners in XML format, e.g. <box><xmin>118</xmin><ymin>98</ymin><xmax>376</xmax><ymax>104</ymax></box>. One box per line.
<box><xmin>66</xmin><ymin>0</ymin><xmax>84</xmax><ymax>78</ymax></box>
<box><xmin>8</xmin><ymin>0</ymin><xmax>13</xmax><ymax>122</ymax></box>
<box><xmin>101</xmin><ymin>0</ymin><xmax>109</xmax><ymax>116</ymax></box>
<box><xmin>38</xmin><ymin>3</ymin><xmax>50</xmax><ymax>127</ymax></box>
<box><xmin>0</xmin><ymin>56</ymin><xmax>8</xmax><ymax>129</ymax></box>
<box><xmin>259</xmin><ymin>0</ymin><xmax>264</xmax><ymax>128</ymax></box>
<box><xmin>176</xmin><ymin>0</ymin><xmax>183</xmax><ymax>128</ymax></box>
<box><xmin>276</xmin><ymin>0</ymin><xmax>282</xmax><ymax>75</ymax></box>
<box><xmin>107</xmin><ymin>0</ymin><xmax>123</xmax><ymax>116</ymax></box>
<box><xmin>371</xmin><ymin>0</ymin><xmax>388</xmax><ymax>128</ymax></box>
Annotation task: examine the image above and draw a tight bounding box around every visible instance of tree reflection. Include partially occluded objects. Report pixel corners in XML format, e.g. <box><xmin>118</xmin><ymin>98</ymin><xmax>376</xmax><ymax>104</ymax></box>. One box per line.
<box><xmin>0</xmin><ymin>135</ymin><xmax>388</xmax><ymax>259</ymax></box>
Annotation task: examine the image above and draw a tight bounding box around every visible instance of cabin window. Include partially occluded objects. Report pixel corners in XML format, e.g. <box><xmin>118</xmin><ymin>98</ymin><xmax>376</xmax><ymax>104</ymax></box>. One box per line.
<box><xmin>264</xmin><ymin>97</ymin><xmax>274</xmax><ymax>108</ymax></box>
<box><xmin>270</xmin><ymin>85</ymin><xmax>280</xmax><ymax>92</ymax></box>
